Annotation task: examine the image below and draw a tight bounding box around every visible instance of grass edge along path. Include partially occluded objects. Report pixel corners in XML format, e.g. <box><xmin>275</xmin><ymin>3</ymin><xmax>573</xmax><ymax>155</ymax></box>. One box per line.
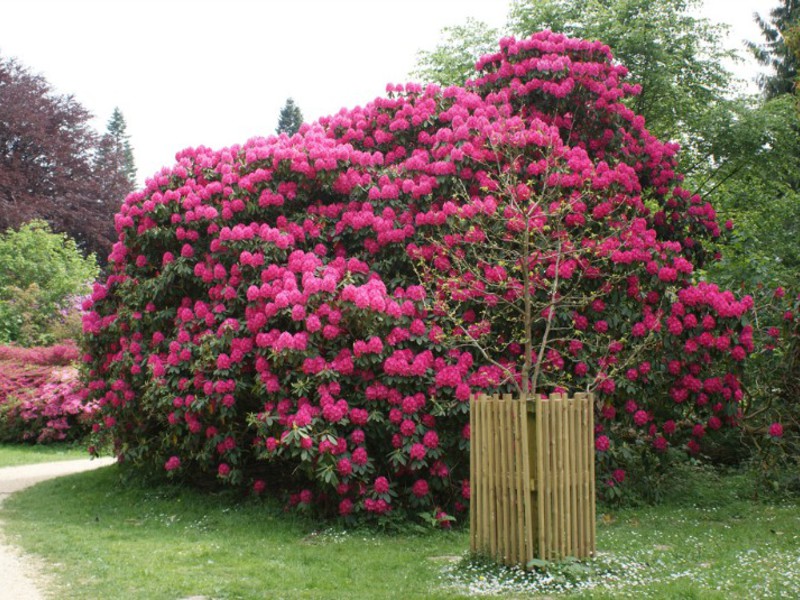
<box><xmin>2</xmin><ymin>463</ymin><xmax>799</xmax><ymax>599</ymax></box>
<box><xmin>0</xmin><ymin>442</ymin><xmax>89</xmax><ymax>467</ymax></box>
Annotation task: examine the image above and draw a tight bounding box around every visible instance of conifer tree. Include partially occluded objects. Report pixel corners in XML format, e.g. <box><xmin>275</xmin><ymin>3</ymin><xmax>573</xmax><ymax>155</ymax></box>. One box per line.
<box><xmin>747</xmin><ymin>0</ymin><xmax>800</xmax><ymax>98</ymax></box>
<box><xmin>99</xmin><ymin>107</ymin><xmax>137</xmax><ymax>185</ymax></box>
<box><xmin>275</xmin><ymin>97</ymin><xmax>304</xmax><ymax>135</ymax></box>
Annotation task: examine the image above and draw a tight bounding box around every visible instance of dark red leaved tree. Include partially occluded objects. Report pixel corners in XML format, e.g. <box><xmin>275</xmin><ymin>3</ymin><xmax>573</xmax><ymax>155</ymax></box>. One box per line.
<box><xmin>0</xmin><ymin>54</ymin><xmax>134</xmax><ymax>260</ymax></box>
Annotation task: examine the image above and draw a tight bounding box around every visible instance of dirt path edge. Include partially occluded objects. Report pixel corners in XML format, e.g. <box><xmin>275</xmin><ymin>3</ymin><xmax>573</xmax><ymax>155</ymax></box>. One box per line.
<box><xmin>0</xmin><ymin>457</ymin><xmax>116</xmax><ymax>600</ymax></box>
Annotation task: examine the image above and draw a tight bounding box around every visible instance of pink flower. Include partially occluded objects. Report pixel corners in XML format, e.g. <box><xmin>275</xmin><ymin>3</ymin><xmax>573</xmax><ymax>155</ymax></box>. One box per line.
<box><xmin>612</xmin><ymin>469</ymin><xmax>626</xmax><ymax>483</ymax></box>
<box><xmin>351</xmin><ymin>447</ymin><xmax>368</xmax><ymax>466</ymax></box>
<box><xmin>412</xmin><ymin>479</ymin><xmax>429</xmax><ymax>497</ymax></box>
<box><xmin>410</xmin><ymin>443</ymin><xmax>427</xmax><ymax>461</ymax></box>
<box><xmin>423</xmin><ymin>430</ymin><xmax>439</xmax><ymax>449</ymax></box>
<box><xmin>595</xmin><ymin>435</ymin><xmax>610</xmax><ymax>452</ymax></box>
<box><xmin>339</xmin><ymin>498</ymin><xmax>353</xmax><ymax>516</ymax></box>
<box><xmin>164</xmin><ymin>456</ymin><xmax>180</xmax><ymax>471</ymax></box>
<box><xmin>374</xmin><ymin>476</ymin><xmax>390</xmax><ymax>494</ymax></box>
<box><xmin>652</xmin><ymin>436</ymin><xmax>668</xmax><ymax>452</ymax></box>
<box><xmin>768</xmin><ymin>422</ymin><xmax>783</xmax><ymax>438</ymax></box>
<box><xmin>337</xmin><ymin>458</ymin><xmax>352</xmax><ymax>476</ymax></box>
<box><xmin>218</xmin><ymin>463</ymin><xmax>231</xmax><ymax>477</ymax></box>
<box><xmin>633</xmin><ymin>410</ymin><xmax>649</xmax><ymax>426</ymax></box>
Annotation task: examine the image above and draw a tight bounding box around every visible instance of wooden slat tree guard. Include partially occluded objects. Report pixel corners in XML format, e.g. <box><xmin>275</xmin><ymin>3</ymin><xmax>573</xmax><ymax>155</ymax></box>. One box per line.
<box><xmin>470</xmin><ymin>393</ymin><xmax>596</xmax><ymax>566</ymax></box>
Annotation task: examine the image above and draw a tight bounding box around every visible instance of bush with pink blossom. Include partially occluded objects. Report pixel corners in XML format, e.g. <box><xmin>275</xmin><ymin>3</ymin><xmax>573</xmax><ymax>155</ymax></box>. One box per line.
<box><xmin>0</xmin><ymin>342</ymin><xmax>96</xmax><ymax>443</ymax></box>
<box><xmin>82</xmin><ymin>31</ymin><xmax>758</xmax><ymax>520</ymax></box>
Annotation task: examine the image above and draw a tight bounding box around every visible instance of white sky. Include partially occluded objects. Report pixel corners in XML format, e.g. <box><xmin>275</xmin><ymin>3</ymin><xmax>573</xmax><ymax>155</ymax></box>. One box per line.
<box><xmin>1</xmin><ymin>0</ymin><xmax>777</xmax><ymax>186</ymax></box>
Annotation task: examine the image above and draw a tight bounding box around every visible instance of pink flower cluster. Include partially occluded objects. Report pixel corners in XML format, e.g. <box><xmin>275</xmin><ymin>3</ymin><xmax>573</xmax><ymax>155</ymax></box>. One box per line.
<box><xmin>0</xmin><ymin>345</ymin><xmax>96</xmax><ymax>443</ymax></box>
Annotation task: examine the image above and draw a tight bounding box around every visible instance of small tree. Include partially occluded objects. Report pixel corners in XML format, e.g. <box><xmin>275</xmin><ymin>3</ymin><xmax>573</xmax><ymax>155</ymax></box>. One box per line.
<box><xmin>0</xmin><ymin>220</ymin><xmax>98</xmax><ymax>345</ymax></box>
<box><xmin>414</xmin><ymin>120</ymin><xmax>666</xmax><ymax>398</ymax></box>
<box><xmin>275</xmin><ymin>97</ymin><xmax>304</xmax><ymax>135</ymax></box>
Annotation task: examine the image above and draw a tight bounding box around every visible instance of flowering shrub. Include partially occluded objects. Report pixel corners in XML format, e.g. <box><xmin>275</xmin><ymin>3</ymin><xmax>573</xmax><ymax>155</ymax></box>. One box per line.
<box><xmin>83</xmin><ymin>31</ymin><xmax>755</xmax><ymax>520</ymax></box>
<box><xmin>0</xmin><ymin>341</ymin><xmax>80</xmax><ymax>366</ymax></box>
<box><xmin>0</xmin><ymin>342</ymin><xmax>95</xmax><ymax>443</ymax></box>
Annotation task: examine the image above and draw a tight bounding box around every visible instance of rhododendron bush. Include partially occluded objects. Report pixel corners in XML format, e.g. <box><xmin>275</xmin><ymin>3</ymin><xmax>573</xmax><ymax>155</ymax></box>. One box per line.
<box><xmin>0</xmin><ymin>341</ymin><xmax>95</xmax><ymax>443</ymax></box>
<box><xmin>82</xmin><ymin>32</ymin><xmax>756</xmax><ymax>520</ymax></box>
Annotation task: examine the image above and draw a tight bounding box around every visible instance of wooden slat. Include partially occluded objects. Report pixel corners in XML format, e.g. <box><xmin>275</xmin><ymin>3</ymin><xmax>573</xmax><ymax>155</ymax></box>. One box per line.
<box><xmin>470</xmin><ymin>395</ymin><xmax>477</xmax><ymax>554</ymax></box>
<box><xmin>533</xmin><ymin>395</ymin><xmax>542</xmax><ymax>560</ymax></box>
<box><xmin>581</xmin><ymin>392</ymin><xmax>589</xmax><ymax>558</ymax></box>
<box><xmin>564</xmin><ymin>394</ymin><xmax>572</xmax><ymax>557</ymax></box>
<box><xmin>514</xmin><ymin>399</ymin><xmax>526</xmax><ymax>564</ymax></box>
<box><xmin>523</xmin><ymin>395</ymin><xmax>536</xmax><ymax>564</ymax></box>
<box><xmin>498</xmin><ymin>394</ymin><xmax>514</xmax><ymax>565</ymax></box>
<box><xmin>545</xmin><ymin>396</ymin><xmax>554</xmax><ymax>560</ymax></box>
<box><xmin>588</xmin><ymin>393</ymin><xmax>596</xmax><ymax>556</ymax></box>
<box><xmin>550</xmin><ymin>394</ymin><xmax>566</xmax><ymax>558</ymax></box>
<box><xmin>571</xmin><ymin>398</ymin><xmax>583</xmax><ymax>558</ymax></box>
<box><xmin>479</xmin><ymin>395</ymin><xmax>489</xmax><ymax>554</ymax></box>
<box><xmin>559</xmin><ymin>395</ymin><xmax>566</xmax><ymax>558</ymax></box>
<box><xmin>498</xmin><ymin>394</ymin><xmax>509</xmax><ymax>563</ymax></box>
<box><xmin>487</xmin><ymin>395</ymin><xmax>495</xmax><ymax>557</ymax></box>
<box><xmin>575</xmin><ymin>393</ymin><xmax>585</xmax><ymax>558</ymax></box>
<box><xmin>508</xmin><ymin>399</ymin><xmax>517</xmax><ymax>564</ymax></box>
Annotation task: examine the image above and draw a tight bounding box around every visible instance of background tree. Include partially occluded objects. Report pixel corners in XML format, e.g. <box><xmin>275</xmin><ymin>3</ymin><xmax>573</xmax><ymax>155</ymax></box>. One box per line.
<box><xmin>275</xmin><ymin>97</ymin><xmax>304</xmax><ymax>136</ymax></box>
<box><xmin>0</xmin><ymin>54</ymin><xmax>131</xmax><ymax>261</ymax></box>
<box><xmin>747</xmin><ymin>0</ymin><xmax>800</xmax><ymax>99</ymax></box>
<box><xmin>94</xmin><ymin>108</ymin><xmax>137</xmax><ymax>228</ymax></box>
<box><xmin>98</xmin><ymin>107</ymin><xmax>137</xmax><ymax>186</ymax></box>
<box><xmin>703</xmin><ymin>95</ymin><xmax>800</xmax><ymax>289</ymax></box>
<box><xmin>0</xmin><ymin>220</ymin><xmax>98</xmax><ymax>345</ymax></box>
<box><xmin>411</xmin><ymin>18</ymin><xmax>500</xmax><ymax>87</ymax></box>
<box><xmin>703</xmin><ymin>1</ymin><xmax>800</xmax><ymax>289</ymax></box>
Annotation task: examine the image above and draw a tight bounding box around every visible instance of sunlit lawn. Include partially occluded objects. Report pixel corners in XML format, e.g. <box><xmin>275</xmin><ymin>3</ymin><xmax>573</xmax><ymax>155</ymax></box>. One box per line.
<box><xmin>0</xmin><ymin>442</ymin><xmax>89</xmax><ymax>467</ymax></box>
<box><xmin>2</xmin><ymin>462</ymin><xmax>799</xmax><ymax>599</ymax></box>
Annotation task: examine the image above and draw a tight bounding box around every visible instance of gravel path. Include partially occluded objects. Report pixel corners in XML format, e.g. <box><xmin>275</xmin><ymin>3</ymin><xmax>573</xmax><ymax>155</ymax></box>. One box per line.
<box><xmin>0</xmin><ymin>457</ymin><xmax>115</xmax><ymax>600</ymax></box>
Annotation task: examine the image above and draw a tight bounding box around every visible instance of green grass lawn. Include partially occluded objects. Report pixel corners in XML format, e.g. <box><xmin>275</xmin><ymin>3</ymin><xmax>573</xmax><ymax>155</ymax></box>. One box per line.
<box><xmin>2</xmin><ymin>462</ymin><xmax>798</xmax><ymax>599</ymax></box>
<box><xmin>0</xmin><ymin>442</ymin><xmax>89</xmax><ymax>467</ymax></box>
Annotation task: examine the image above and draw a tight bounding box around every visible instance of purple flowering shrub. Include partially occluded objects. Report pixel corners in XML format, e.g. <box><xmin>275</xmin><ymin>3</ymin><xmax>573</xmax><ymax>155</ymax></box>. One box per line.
<box><xmin>83</xmin><ymin>32</ymin><xmax>758</xmax><ymax>521</ymax></box>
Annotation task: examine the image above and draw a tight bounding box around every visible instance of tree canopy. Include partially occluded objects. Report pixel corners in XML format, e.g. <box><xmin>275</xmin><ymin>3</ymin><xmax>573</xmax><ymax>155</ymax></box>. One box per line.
<box><xmin>411</xmin><ymin>17</ymin><xmax>500</xmax><ymax>87</ymax></box>
<box><xmin>0</xmin><ymin>220</ymin><xmax>98</xmax><ymax>344</ymax></box>
<box><xmin>0</xmin><ymin>54</ymin><xmax>134</xmax><ymax>260</ymax></box>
